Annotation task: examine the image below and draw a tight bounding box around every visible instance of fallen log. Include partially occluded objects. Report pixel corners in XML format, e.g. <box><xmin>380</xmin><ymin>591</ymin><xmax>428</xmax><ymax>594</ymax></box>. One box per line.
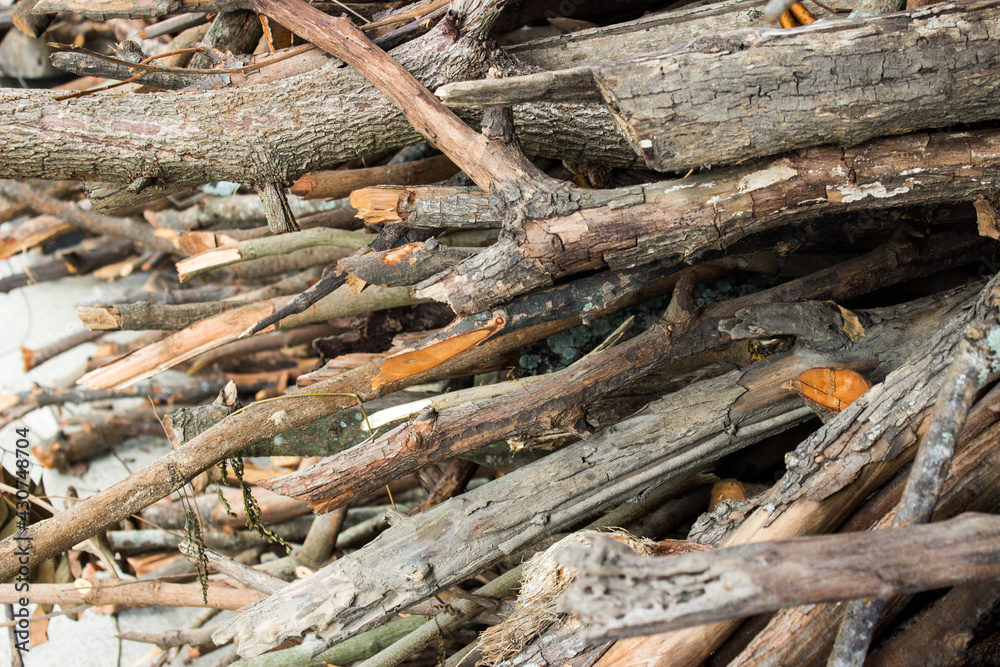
<box><xmin>438</xmin><ymin>1</ymin><xmax>1000</xmax><ymax>172</ymax></box>
<box><xmin>413</xmin><ymin>129</ymin><xmax>1000</xmax><ymax>314</ymax></box>
<box><xmin>558</xmin><ymin>514</ymin><xmax>1000</xmax><ymax>638</ymax></box>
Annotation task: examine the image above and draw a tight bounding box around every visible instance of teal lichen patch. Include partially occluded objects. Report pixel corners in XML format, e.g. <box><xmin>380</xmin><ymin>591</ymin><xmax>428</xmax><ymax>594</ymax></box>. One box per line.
<box><xmin>987</xmin><ymin>324</ymin><xmax>1000</xmax><ymax>370</ymax></box>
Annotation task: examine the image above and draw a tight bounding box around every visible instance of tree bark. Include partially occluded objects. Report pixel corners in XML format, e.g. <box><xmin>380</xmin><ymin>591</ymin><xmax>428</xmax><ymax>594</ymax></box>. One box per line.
<box><xmin>559</xmin><ymin>514</ymin><xmax>1000</xmax><ymax>639</ymax></box>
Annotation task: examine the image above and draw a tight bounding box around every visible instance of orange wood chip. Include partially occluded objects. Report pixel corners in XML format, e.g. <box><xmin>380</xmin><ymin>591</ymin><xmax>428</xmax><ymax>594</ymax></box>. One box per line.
<box><xmin>372</xmin><ymin>316</ymin><xmax>505</xmax><ymax>389</ymax></box>
<box><xmin>784</xmin><ymin>368</ymin><xmax>872</xmax><ymax>413</ymax></box>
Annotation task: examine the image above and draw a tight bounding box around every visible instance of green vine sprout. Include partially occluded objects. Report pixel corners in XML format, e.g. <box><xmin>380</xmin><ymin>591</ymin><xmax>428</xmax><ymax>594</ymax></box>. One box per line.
<box><xmin>215</xmin><ymin>391</ymin><xmax>394</xmax><ymax>551</ymax></box>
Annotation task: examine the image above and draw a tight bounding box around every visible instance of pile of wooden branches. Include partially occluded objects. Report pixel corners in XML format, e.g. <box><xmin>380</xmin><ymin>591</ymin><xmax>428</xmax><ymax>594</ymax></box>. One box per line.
<box><xmin>3</xmin><ymin>0</ymin><xmax>1000</xmax><ymax>664</ymax></box>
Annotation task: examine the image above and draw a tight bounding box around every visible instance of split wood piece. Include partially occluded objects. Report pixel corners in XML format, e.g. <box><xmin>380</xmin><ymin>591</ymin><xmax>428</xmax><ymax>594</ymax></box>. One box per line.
<box><xmin>178</xmin><ymin>540</ymin><xmax>286</xmax><ymax>594</ymax></box>
<box><xmin>0</xmin><ymin>378</ymin><xmax>227</xmax><ymax>415</ymax></box>
<box><xmin>0</xmin><ymin>239</ymin><xmax>136</xmax><ymax>293</ymax></box>
<box><xmin>213</xmin><ymin>285</ymin><xmax>972</xmax><ymax>657</ymax></box>
<box><xmin>0</xmin><ymin>181</ymin><xmax>178</xmax><ymax>255</ymax></box>
<box><xmin>176</xmin><ymin>227</ymin><xmax>372</xmax><ymax>281</ymax></box>
<box><xmin>351</xmin><ymin>185</ymin><xmax>499</xmax><ymax>228</ymax></box>
<box><xmin>77</xmin><ymin>284</ymin><xmax>421</xmax><ymax>390</ymax></box>
<box><xmin>335</xmin><ymin>239</ymin><xmax>478</xmax><ymax>288</ymax></box>
<box><xmin>0</xmin><ymin>214</ymin><xmax>74</xmax><ymax>260</ymax></box>
<box><xmin>593</xmin><ymin>281</ymin><xmax>1000</xmax><ymax>666</ymax></box>
<box><xmin>12</xmin><ymin>0</ymin><xmax>52</xmax><ymax>38</ymax></box>
<box><xmin>415</xmin><ymin>129</ymin><xmax>1000</xmax><ymax>315</ymax></box>
<box><xmin>32</xmin><ymin>408</ymin><xmax>169</xmax><ymax>471</ymax></box>
<box><xmin>0</xmin><ymin>580</ymin><xmax>265</xmax><ymax>610</ymax></box>
<box><xmin>21</xmin><ymin>328</ymin><xmax>101</xmax><ymax>372</ymax></box>
<box><xmin>107</xmin><ymin>516</ymin><xmax>314</xmax><ymax>555</ymax></box>
<box><xmin>291</xmin><ymin>155</ymin><xmax>460</xmax><ymax>200</ymax></box>
<box><xmin>727</xmin><ymin>384</ymin><xmax>1000</xmax><ymax>666</ymax></box>
<box><xmin>829</xmin><ymin>272</ymin><xmax>1000</xmax><ymax>664</ymax></box>
<box><xmin>187</xmin><ymin>10</ymin><xmax>262</xmax><ymax>69</ymax></box>
<box><xmin>559</xmin><ymin>514</ymin><xmax>1000</xmax><ymax>639</ymax></box>
<box><xmin>257</xmin><ymin>233</ymin><xmax>986</xmax><ymax>513</ymax></box>
<box><xmin>438</xmin><ymin>0</ymin><xmax>1000</xmax><ymax>174</ymax></box>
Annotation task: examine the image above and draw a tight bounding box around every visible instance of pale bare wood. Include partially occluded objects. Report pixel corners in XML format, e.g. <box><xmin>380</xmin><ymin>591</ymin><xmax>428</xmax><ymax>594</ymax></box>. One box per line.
<box><xmin>291</xmin><ymin>155</ymin><xmax>459</xmax><ymax>200</ymax></box>
<box><xmin>0</xmin><ymin>581</ymin><xmax>264</xmax><ymax>610</ymax></box>
<box><xmin>175</xmin><ymin>227</ymin><xmax>373</xmax><ymax>282</ymax></box>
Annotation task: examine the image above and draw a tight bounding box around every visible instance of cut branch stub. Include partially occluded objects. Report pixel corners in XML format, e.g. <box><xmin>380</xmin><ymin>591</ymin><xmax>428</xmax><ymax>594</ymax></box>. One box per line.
<box><xmin>255</xmin><ymin>181</ymin><xmax>300</xmax><ymax>234</ymax></box>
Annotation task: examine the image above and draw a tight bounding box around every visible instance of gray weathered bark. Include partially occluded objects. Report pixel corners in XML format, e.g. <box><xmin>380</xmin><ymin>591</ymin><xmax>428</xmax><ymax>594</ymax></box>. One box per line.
<box><xmin>212</xmin><ymin>284</ymin><xmax>974</xmax><ymax>657</ymax></box>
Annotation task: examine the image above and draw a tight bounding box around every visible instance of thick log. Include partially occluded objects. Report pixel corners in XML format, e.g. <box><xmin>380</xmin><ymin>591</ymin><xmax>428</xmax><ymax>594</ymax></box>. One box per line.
<box><xmin>416</xmin><ymin>129</ymin><xmax>1000</xmax><ymax>314</ymax></box>
<box><xmin>0</xmin><ymin>15</ymin><xmax>636</xmax><ymax>206</ymax></box>
<box><xmin>441</xmin><ymin>1</ymin><xmax>1000</xmax><ymax>172</ymax></box>
<box><xmin>558</xmin><ymin>514</ymin><xmax>1000</xmax><ymax>639</ymax></box>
